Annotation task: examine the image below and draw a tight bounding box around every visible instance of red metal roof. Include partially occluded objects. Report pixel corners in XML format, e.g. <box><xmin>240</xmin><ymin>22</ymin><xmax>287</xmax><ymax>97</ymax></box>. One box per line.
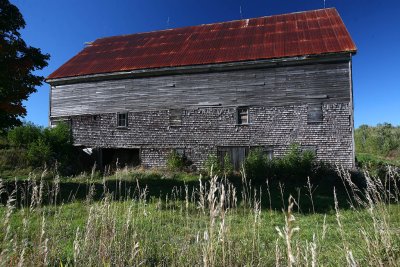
<box><xmin>47</xmin><ymin>8</ymin><xmax>356</xmax><ymax>80</ymax></box>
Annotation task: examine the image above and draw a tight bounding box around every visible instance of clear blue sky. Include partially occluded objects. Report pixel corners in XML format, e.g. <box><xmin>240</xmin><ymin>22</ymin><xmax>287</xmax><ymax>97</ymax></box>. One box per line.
<box><xmin>11</xmin><ymin>0</ymin><xmax>400</xmax><ymax>128</ymax></box>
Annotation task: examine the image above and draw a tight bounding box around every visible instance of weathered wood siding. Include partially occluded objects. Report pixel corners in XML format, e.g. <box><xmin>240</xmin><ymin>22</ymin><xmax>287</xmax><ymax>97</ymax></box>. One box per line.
<box><xmin>50</xmin><ymin>59</ymin><xmax>354</xmax><ymax>169</ymax></box>
<box><xmin>50</xmin><ymin>61</ymin><xmax>350</xmax><ymax>117</ymax></box>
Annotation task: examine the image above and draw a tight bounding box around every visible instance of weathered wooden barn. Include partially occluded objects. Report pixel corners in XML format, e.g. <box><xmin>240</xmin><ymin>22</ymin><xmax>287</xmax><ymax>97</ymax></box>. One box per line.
<box><xmin>46</xmin><ymin>8</ymin><xmax>357</xmax><ymax>170</ymax></box>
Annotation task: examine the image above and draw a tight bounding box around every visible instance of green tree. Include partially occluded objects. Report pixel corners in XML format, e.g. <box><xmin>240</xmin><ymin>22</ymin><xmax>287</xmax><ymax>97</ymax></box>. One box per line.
<box><xmin>0</xmin><ymin>0</ymin><xmax>50</xmax><ymax>133</ymax></box>
<box><xmin>7</xmin><ymin>122</ymin><xmax>42</xmax><ymax>148</ymax></box>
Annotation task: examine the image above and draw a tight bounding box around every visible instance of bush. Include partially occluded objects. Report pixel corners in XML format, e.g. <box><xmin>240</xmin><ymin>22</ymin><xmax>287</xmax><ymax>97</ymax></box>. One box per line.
<box><xmin>27</xmin><ymin>138</ymin><xmax>52</xmax><ymax>167</ymax></box>
<box><xmin>223</xmin><ymin>153</ymin><xmax>233</xmax><ymax>177</ymax></box>
<box><xmin>279</xmin><ymin>144</ymin><xmax>316</xmax><ymax>181</ymax></box>
<box><xmin>3</xmin><ymin>122</ymin><xmax>77</xmax><ymax>174</ymax></box>
<box><xmin>356</xmin><ymin>154</ymin><xmax>390</xmax><ymax>178</ymax></box>
<box><xmin>244</xmin><ymin>144</ymin><xmax>324</xmax><ymax>184</ymax></box>
<box><xmin>7</xmin><ymin>123</ymin><xmax>42</xmax><ymax>148</ymax></box>
<box><xmin>244</xmin><ymin>148</ymin><xmax>269</xmax><ymax>180</ymax></box>
<box><xmin>166</xmin><ymin>150</ymin><xmax>187</xmax><ymax>171</ymax></box>
<box><xmin>203</xmin><ymin>154</ymin><xmax>222</xmax><ymax>176</ymax></box>
<box><xmin>203</xmin><ymin>153</ymin><xmax>235</xmax><ymax>177</ymax></box>
<box><xmin>43</xmin><ymin>122</ymin><xmax>74</xmax><ymax>167</ymax></box>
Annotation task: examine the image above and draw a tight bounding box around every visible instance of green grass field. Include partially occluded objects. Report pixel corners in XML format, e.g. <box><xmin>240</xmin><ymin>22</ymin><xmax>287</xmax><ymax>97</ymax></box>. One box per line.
<box><xmin>0</xmin><ymin>168</ymin><xmax>399</xmax><ymax>266</ymax></box>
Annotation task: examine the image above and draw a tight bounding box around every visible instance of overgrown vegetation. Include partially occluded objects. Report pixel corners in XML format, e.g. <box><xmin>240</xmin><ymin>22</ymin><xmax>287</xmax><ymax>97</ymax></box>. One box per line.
<box><xmin>244</xmin><ymin>144</ymin><xmax>324</xmax><ymax>183</ymax></box>
<box><xmin>0</xmin><ymin>122</ymin><xmax>83</xmax><ymax>177</ymax></box>
<box><xmin>0</xmin><ymin>167</ymin><xmax>399</xmax><ymax>266</ymax></box>
<box><xmin>0</xmin><ymin>123</ymin><xmax>399</xmax><ymax>265</ymax></box>
<box><xmin>355</xmin><ymin>123</ymin><xmax>400</xmax><ymax>176</ymax></box>
<box><xmin>166</xmin><ymin>150</ymin><xmax>188</xmax><ymax>171</ymax></box>
<box><xmin>355</xmin><ymin>123</ymin><xmax>400</xmax><ymax>162</ymax></box>
<box><xmin>203</xmin><ymin>153</ymin><xmax>234</xmax><ymax>177</ymax></box>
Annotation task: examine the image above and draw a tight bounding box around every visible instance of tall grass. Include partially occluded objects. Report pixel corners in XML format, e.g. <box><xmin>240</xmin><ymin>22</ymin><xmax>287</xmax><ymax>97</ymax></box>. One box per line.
<box><xmin>0</xmin><ymin>166</ymin><xmax>399</xmax><ymax>266</ymax></box>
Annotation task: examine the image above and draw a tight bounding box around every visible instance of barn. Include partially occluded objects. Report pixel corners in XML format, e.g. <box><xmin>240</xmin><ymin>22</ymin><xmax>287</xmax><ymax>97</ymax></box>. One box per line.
<box><xmin>46</xmin><ymin>8</ymin><xmax>357</xmax><ymax>170</ymax></box>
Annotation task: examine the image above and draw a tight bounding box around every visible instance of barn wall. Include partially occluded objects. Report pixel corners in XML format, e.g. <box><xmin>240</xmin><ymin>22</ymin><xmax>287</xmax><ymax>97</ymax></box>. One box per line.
<box><xmin>50</xmin><ymin>61</ymin><xmax>351</xmax><ymax>117</ymax></box>
<box><xmin>50</xmin><ymin>59</ymin><xmax>354</xmax><ymax>169</ymax></box>
<box><xmin>69</xmin><ymin>103</ymin><xmax>353</xmax><ymax>169</ymax></box>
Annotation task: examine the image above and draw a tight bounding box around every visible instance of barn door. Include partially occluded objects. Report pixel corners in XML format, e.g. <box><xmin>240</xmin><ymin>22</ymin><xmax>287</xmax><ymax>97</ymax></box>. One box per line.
<box><xmin>217</xmin><ymin>146</ymin><xmax>248</xmax><ymax>171</ymax></box>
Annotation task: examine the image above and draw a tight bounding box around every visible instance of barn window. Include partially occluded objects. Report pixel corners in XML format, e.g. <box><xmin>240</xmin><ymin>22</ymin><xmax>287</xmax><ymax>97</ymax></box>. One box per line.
<box><xmin>237</xmin><ymin>107</ymin><xmax>249</xmax><ymax>125</ymax></box>
<box><xmin>117</xmin><ymin>112</ymin><xmax>128</xmax><ymax>127</ymax></box>
<box><xmin>307</xmin><ymin>104</ymin><xmax>323</xmax><ymax>124</ymax></box>
<box><xmin>169</xmin><ymin>109</ymin><xmax>182</xmax><ymax>126</ymax></box>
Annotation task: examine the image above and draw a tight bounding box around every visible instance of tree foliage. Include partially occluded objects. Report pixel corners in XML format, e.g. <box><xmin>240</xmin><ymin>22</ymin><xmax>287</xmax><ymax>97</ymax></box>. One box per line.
<box><xmin>0</xmin><ymin>0</ymin><xmax>50</xmax><ymax>133</ymax></box>
<box><xmin>6</xmin><ymin>122</ymin><xmax>73</xmax><ymax>168</ymax></box>
<box><xmin>355</xmin><ymin>123</ymin><xmax>400</xmax><ymax>158</ymax></box>
<box><xmin>7</xmin><ymin>122</ymin><xmax>42</xmax><ymax>147</ymax></box>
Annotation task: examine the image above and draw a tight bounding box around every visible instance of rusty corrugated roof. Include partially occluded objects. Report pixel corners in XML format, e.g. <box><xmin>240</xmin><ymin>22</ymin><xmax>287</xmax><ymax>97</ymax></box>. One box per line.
<box><xmin>47</xmin><ymin>8</ymin><xmax>356</xmax><ymax>80</ymax></box>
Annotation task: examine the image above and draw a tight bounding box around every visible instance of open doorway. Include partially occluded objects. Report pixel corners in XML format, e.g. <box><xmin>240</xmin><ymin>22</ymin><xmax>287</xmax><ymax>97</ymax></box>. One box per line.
<box><xmin>101</xmin><ymin>148</ymin><xmax>140</xmax><ymax>170</ymax></box>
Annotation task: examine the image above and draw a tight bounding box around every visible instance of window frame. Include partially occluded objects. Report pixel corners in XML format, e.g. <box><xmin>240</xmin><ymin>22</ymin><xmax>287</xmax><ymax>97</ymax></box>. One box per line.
<box><xmin>307</xmin><ymin>103</ymin><xmax>323</xmax><ymax>124</ymax></box>
<box><xmin>237</xmin><ymin>107</ymin><xmax>249</xmax><ymax>125</ymax></box>
<box><xmin>117</xmin><ymin>112</ymin><xmax>128</xmax><ymax>128</ymax></box>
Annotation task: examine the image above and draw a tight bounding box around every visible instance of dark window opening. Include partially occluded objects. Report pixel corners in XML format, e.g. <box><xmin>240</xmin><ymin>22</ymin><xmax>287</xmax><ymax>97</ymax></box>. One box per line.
<box><xmin>169</xmin><ymin>109</ymin><xmax>182</xmax><ymax>126</ymax></box>
<box><xmin>307</xmin><ymin>104</ymin><xmax>323</xmax><ymax>124</ymax></box>
<box><xmin>237</xmin><ymin>107</ymin><xmax>249</xmax><ymax>125</ymax></box>
<box><xmin>117</xmin><ymin>112</ymin><xmax>128</xmax><ymax>127</ymax></box>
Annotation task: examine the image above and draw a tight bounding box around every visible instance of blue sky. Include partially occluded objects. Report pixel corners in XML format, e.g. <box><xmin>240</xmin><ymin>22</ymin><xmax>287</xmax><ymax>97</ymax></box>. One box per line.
<box><xmin>11</xmin><ymin>0</ymin><xmax>400</xmax><ymax>127</ymax></box>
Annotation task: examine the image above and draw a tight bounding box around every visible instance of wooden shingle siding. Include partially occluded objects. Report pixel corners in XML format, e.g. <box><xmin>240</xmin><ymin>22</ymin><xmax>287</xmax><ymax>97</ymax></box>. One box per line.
<box><xmin>50</xmin><ymin>60</ymin><xmax>350</xmax><ymax>118</ymax></box>
<box><xmin>68</xmin><ymin>103</ymin><xmax>353</xmax><ymax>169</ymax></box>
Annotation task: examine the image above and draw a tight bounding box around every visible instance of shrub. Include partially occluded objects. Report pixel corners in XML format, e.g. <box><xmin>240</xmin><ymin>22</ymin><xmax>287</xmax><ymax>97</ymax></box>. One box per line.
<box><xmin>43</xmin><ymin>122</ymin><xmax>74</xmax><ymax>166</ymax></box>
<box><xmin>203</xmin><ymin>154</ymin><xmax>222</xmax><ymax>176</ymax></box>
<box><xmin>356</xmin><ymin>154</ymin><xmax>389</xmax><ymax>178</ymax></box>
<box><xmin>244</xmin><ymin>144</ymin><xmax>323</xmax><ymax>183</ymax></box>
<box><xmin>27</xmin><ymin>138</ymin><xmax>53</xmax><ymax>167</ymax></box>
<box><xmin>7</xmin><ymin>123</ymin><xmax>42</xmax><ymax>148</ymax></box>
<box><xmin>279</xmin><ymin>144</ymin><xmax>316</xmax><ymax>181</ymax></box>
<box><xmin>223</xmin><ymin>153</ymin><xmax>233</xmax><ymax>177</ymax></box>
<box><xmin>203</xmin><ymin>153</ymin><xmax>235</xmax><ymax>177</ymax></box>
<box><xmin>5</xmin><ymin>122</ymin><xmax>76</xmax><ymax>172</ymax></box>
<box><xmin>244</xmin><ymin>148</ymin><xmax>269</xmax><ymax>180</ymax></box>
<box><xmin>166</xmin><ymin>150</ymin><xmax>187</xmax><ymax>171</ymax></box>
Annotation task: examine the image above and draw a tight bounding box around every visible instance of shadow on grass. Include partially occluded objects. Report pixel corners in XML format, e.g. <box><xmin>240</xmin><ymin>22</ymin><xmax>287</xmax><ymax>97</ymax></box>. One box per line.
<box><xmin>0</xmin><ymin>174</ymin><xmax>355</xmax><ymax>214</ymax></box>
